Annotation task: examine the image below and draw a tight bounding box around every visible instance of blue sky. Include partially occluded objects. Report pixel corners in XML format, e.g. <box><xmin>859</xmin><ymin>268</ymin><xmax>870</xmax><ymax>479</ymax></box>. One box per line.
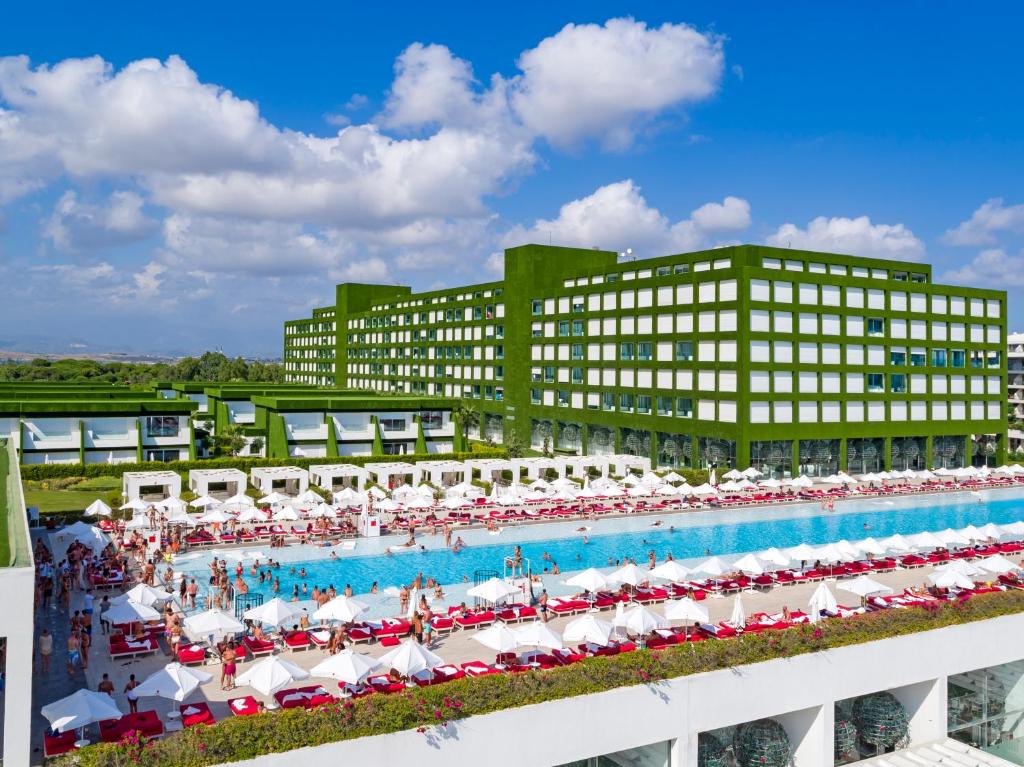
<box><xmin>1</xmin><ymin>2</ymin><xmax>1022</xmax><ymax>357</ymax></box>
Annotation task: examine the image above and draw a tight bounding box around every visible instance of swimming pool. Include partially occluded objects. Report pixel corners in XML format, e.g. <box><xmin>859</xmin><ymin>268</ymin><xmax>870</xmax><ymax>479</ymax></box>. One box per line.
<box><xmin>176</xmin><ymin>487</ymin><xmax>1024</xmax><ymax>610</ymax></box>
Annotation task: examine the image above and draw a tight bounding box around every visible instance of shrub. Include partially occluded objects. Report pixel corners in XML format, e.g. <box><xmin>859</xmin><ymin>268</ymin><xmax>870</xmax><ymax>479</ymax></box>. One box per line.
<box><xmin>50</xmin><ymin>590</ymin><xmax>1024</xmax><ymax>767</ymax></box>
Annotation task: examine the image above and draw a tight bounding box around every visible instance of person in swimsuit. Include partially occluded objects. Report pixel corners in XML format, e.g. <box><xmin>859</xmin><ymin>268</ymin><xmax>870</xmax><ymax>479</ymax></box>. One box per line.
<box><xmin>124</xmin><ymin>674</ymin><xmax>140</xmax><ymax>713</ymax></box>
<box><xmin>221</xmin><ymin>642</ymin><xmax>238</xmax><ymax>690</ymax></box>
<box><xmin>66</xmin><ymin>633</ymin><xmax>80</xmax><ymax>677</ymax></box>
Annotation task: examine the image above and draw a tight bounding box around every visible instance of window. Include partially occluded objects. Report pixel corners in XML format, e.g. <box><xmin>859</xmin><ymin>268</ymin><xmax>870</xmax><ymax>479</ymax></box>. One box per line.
<box><xmin>620</xmin><ymin>342</ymin><xmax>635</xmax><ymax>361</ymax></box>
<box><xmin>602</xmin><ymin>393</ymin><xmax>615</xmax><ymax>411</ymax></box>
<box><xmin>867</xmin><ymin>373</ymin><xmax>885</xmax><ymax>393</ymax></box>
<box><xmin>891</xmin><ymin>373</ymin><xmax>907</xmax><ymax>393</ymax></box>
<box><xmin>950</xmin><ymin>349</ymin><xmax>965</xmax><ymax>368</ymax></box>
<box><xmin>932</xmin><ymin>348</ymin><xmax>947</xmax><ymax>367</ymax></box>
<box><xmin>379</xmin><ymin>418</ymin><xmax>407</xmax><ymax>430</ymax></box>
<box><xmin>146</xmin><ymin>416</ymin><xmax>180</xmax><ymax>437</ymax></box>
<box><xmin>676</xmin><ymin>398</ymin><xmax>693</xmax><ymax>417</ymax></box>
<box><xmin>530</xmin><ymin>388</ymin><xmax>541</xmax><ymax>404</ymax></box>
<box><xmin>543</xmin><ymin>366</ymin><xmax>555</xmax><ymax>383</ymax></box>
<box><xmin>572</xmin><ymin>320</ymin><xmax>585</xmax><ymax>336</ymax></box>
<box><xmin>557</xmin><ymin>390</ymin><xmax>569</xmax><ymax>407</ymax></box>
<box><xmin>910</xmin><ymin>350</ymin><xmax>927</xmax><ymax>367</ymax></box>
<box><xmin>636</xmin><ymin>395</ymin><xmax>651</xmax><ymax>414</ymax></box>
<box><xmin>656</xmin><ymin>396</ymin><xmax>672</xmax><ymax>416</ymax></box>
<box><xmin>619</xmin><ymin>393</ymin><xmax>634</xmax><ymax>412</ymax></box>
<box><xmin>676</xmin><ymin>341</ymin><xmax>693</xmax><ymax>362</ymax></box>
<box><xmin>558</xmin><ymin>320</ymin><xmax>570</xmax><ymax>337</ymax></box>
<box><xmin>571</xmin><ymin>343</ymin><xmax>584</xmax><ymax>360</ymax></box>
<box><xmin>890</xmin><ymin>349</ymin><xmax>907</xmax><ymax>366</ymax></box>
<box><xmin>571</xmin><ymin>367</ymin><xmax>583</xmax><ymax>384</ymax></box>
<box><xmin>867</xmin><ymin>317</ymin><xmax>885</xmax><ymax>336</ymax></box>
<box><xmin>638</xmin><ymin>342</ymin><xmax>653</xmax><ymax>361</ymax></box>
<box><xmin>531</xmin><ymin>299</ymin><xmax>543</xmax><ymax>316</ymax></box>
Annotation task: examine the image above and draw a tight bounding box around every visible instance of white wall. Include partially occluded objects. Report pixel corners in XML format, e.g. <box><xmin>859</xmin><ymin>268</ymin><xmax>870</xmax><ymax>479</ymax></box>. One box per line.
<box><xmin>211</xmin><ymin>613</ymin><xmax>1024</xmax><ymax>767</ymax></box>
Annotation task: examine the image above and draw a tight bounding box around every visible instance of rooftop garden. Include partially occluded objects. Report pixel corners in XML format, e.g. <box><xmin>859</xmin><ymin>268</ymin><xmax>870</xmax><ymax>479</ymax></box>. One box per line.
<box><xmin>51</xmin><ymin>589</ymin><xmax>1024</xmax><ymax>767</ymax></box>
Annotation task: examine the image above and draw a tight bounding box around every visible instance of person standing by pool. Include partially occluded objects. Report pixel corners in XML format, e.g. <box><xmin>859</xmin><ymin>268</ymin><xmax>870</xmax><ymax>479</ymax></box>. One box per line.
<box><xmin>221</xmin><ymin>642</ymin><xmax>238</xmax><ymax>691</ymax></box>
<box><xmin>399</xmin><ymin>585</ymin><xmax>410</xmax><ymax>614</ymax></box>
<box><xmin>538</xmin><ymin>590</ymin><xmax>549</xmax><ymax>622</ymax></box>
<box><xmin>37</xmin><ymin>628</ymin><xmax>52</xmax><ymax>674</ymax></box>
<box><xmin>124</xmin><ymin>674</ymin><xmax>139</xmax><ymax>713</ymax></box>
<box><xmin>411</xmin><ymin>612</ymin><xmax>424</xmax><ymax>644</ymax></box>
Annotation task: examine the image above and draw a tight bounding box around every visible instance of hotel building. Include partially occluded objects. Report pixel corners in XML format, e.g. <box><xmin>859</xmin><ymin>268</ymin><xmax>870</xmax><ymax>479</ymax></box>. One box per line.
<box><xmin>1009</xmin><ymin>332</ymin><xmax>1024</xmax><ymax>456</ymax></box>
<box><xmin>283</xmin><ymin>244</ymin><xmax>1010</xmax><ymax>473</ymax></box>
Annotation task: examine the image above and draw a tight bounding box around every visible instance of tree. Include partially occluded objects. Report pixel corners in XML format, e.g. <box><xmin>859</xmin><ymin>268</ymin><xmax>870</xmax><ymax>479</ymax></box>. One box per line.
<box><xmin>505</xmin><ymin>433</ymin><xmax>525</xmax><ymax>458</ymax></box>
<box><xmin>452</xmin><ymin>402</ymin><xmax>479</xmax><ymax>440</ymax></box>
<box><xmin>541</xmin><ymin>436</ymin><xmax>550</xmax><ymax>458</ymax></box>
<box><xmin>210</xmin><ymin>423</ymin><xmax>247</xmax><ymax>457</ymax></box>
<box><xmin>248</xmin><ymin>437</ymin><xmax>265</xmax><ymax>456</ymax></box>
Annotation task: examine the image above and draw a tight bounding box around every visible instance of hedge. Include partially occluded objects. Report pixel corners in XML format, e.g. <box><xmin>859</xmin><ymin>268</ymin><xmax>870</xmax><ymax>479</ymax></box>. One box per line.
<box><xmin>18</xmin><ymin>448</ymin><xmax>509</xmax><ymax>482</ymax></box>
<box><xmin>50</xmin><ymin>590</ymin><xmax>1024</xmax><ymax>767</ymax></box>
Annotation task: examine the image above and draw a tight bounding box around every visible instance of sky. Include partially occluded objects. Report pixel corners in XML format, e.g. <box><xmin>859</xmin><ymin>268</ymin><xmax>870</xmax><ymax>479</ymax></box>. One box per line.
<box><xmin>1</xmin><ymin>2</ymin><xmax>1023</xmax><ymax>358</ymax></box>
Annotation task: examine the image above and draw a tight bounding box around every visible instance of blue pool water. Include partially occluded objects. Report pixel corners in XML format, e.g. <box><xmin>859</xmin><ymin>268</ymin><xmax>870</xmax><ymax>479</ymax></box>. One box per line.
<box><xmin>178</xmin><ymin>488</ymin><xmax>1024</xmax><ymax>605</ymax></box>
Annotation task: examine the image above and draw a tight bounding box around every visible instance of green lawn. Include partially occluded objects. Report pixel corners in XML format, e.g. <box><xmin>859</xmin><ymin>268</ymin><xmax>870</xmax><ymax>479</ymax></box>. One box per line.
<box><xmin>24</xmin><ymin>486</ymin><xmax>113</xmax><ymax>515</ymax></box>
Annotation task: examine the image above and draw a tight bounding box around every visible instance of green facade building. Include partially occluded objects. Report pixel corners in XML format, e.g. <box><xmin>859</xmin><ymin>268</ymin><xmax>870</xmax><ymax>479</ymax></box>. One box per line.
<box><xmin>285</xmin><ymin>243</ymin><xmax>1009</xmax><ymax>474</ymax></box>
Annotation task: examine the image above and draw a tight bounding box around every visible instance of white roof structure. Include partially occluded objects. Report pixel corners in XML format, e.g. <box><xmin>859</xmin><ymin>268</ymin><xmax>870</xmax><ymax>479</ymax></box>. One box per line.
<box><xmin>308</xmin><ymin>463</ymin><xmax>369</xmax><ymax>491</ymax></box>
<box><xmin>122</xmin><ymin>471</ymin><xmax>181</xmax><ymax>500</ymax></box>
<box><xmin>463</xmin><ymin>457</ymin><xmax>516</xmax><ymax>481</ymax></box>
<box><xmin>607</xmin><ymin>454</ymin><xmax>652</xmax><ymax>477</ymax></box>
<box><xmin>365</xmin><ymin>461</ymin><xmax>421</xmax><ymax>488</ymax></box>
<box><xmin>249</xmin><ymin>466</ymin><xmax>308</xmax><ymax>495</ymax></box>
<box><xmin>563</xmin><ymin>455</ymin><xmax>612</xmax><ymax>478</ymax></box>
<box><xmin>512</xmin><ymin>456</ymin><xmax>568</xmax><ymax>480</ymax></box>
<box><xmin>188</xmin><ymin>468</ymin><xmax>246</xmax><ymax>498</ymax></box>
<box><xmin>416</xmin><ymin>460</ymin><xmax>468</xmax><ymax>487</ymax></box>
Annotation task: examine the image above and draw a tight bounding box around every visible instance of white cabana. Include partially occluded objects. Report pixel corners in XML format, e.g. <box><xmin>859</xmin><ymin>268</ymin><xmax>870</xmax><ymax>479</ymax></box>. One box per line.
<box><xmin>308</xmin><ymin>463</ymin><xmax>369</xmax><ymax>492</ymax></box>
<box><xmin>511</xmin><ymin>456</ymin><xmax>568</xmax><ymax>481</ymax></box>
<box><xmin>607</xmin><ymin>454</ymin><xmax>652</xmax><ymax>478</ymax></box>
<box><xmin>250</xmin><ymin>466</ymin><xmax>309</xmax><ymax>496</ymax></box>
<box><xmin>83</xmin><ymin>499</ymin><xmax>112</xmax><ymax>517</ymax></box>
<box><xmin>122</xmin><ymin>470</ymin><xmax>180</xmax><ymax>502</ymax></box>
<box><xmin>188</xmin><ymin>468</ymin><xmax>247</xmax><ymax>499</ymax></box>
<box><xmin>463</xmin><ymin>457</ymin><xmax>517</xmax><ymax>484</ymax></box>
<box><xmin>417</xmin><ymin>460</ymin><xmax>468</xmax><ymax>488</ymax></box>
<box><xmin>808</xmin><ymin>583</ymin><xmax>838</xmax><ymax>621</ymax></box>
<box><xmin>365</xmin><ymin>461</ymin><xmax>421</xmax><ymax>490</ymax></box>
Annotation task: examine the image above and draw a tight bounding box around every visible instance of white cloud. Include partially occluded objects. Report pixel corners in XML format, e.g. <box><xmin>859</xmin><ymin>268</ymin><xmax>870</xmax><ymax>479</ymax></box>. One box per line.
<box><xmin>766</xmin><ymin>215</ymin><xmax>925</xmax><ymax>261</ymax></box>
<box><xmin>44</xmin><ymin>190</ymin><xmax>157</xmax><ymax>251</ymax></box>
<box><xmin>510</xmin><ymin>18</ymin><xmax>723</xmax><ymax>149</ymax></box>
<box><xmin>943</xmin><ymin>198</ymin><xmax>1024</xmax><ymax>246</ymax></box>
<box><xmin>943</xmin><ymin>248</ymin><xmax>1024</xmax><ymax>288</ymax></box>
<box><xmin>502</xmin><ymin>180</ymin><xmax>750</xmax><ymax>256</ymax></box>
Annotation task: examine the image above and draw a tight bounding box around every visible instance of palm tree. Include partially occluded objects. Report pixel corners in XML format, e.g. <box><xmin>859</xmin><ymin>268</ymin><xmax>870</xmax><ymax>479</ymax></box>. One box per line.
<box><xmin>452</xmin><ymin>402</ymin><xmax>479</xmax><ymax>441</ymax></box>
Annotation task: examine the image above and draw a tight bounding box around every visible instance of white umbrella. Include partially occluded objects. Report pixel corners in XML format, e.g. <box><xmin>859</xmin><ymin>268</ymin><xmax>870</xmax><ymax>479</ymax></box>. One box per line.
<box><xmin>649</xmin><ymin>560</ymin><xmax>691</xmax><ymax>582</ymax></box>
<box><xmin>722</xmin><ymin>469</ymin><xmax>745</xmax><ymax>481</ymax></box>
<box><xmin>936</xmin><ymin>528</ymin><xmax>971</xmax><ymax>546</ymax></box>
<box><xmin>273</xmin><ymin>506</ymin><xmax>300</xmax><ymax>521</ymax></box>
<box><xmin>662</xmin><ymin>471</ymin><xmax>685</xmax><ymax>483</ymax></box>
<box><xmin>198</xmin><ymin>509</ymin><xmax>230</xmax><ymax>524</ymax></box>
<box><xmin>785</xmin><ymin>475</ymin><xmax>814</xmax><ymax>489</ymax></box>
<box><xmin>564</xmin><ymin>568</ymin><xmax>608</xmax><ymax>594</ymax></box>
<box><xmin>758</xmin><ymin>478</ymin><xmax>782</xmax><ymax>489</ymax></box>
<box><xmin>104</xmin><ymin>599</ymin><xmax>160</xmax><ymax>625</ymax></box>
<box><xmin>854</xmin><ymin>537</ymin><xmax>887</xmax><ymax>556</ymax></box>
<box><xmin>731</xmin><ymin>553</ymin><xmax>768</xmax><ymax>575</ymax></box>
<box><xmin>113</xmin><ymin>584</ymin><xmax>173</xmax><ymax>608</ymax></box>
<box><xmin>183</xmin><ymin>609</ymin><xmax>244</xmax><ymax>641</ymax></box>
<box><xmin>467</xmin><ymin>577</ymin><xmax>519</xmax><ymax>604</ymax></box>
<box><xmin>834</xmin><ymin>540</ymin><xmax>864</xmax><ymax>560</ymax></box>
<box><xmin>938</xmin><ymin>560</ymin><xmax>984</xmax><ymax>578</ymax></box>
<box><xmin>976</xmin><ymin>554</ymin><xmax>1019</xmax><ymax>575</ymax></box>
<box><xmin>308</xmin><ymin>502</ymin><xmax>337</xmax><ymax>519</ymax></box>
<box><xmin>808</xmin><ymin>582</ymin><xmax>838</xmax><ymax>622</ymax></box>
<box><xmin>41</xmin><ymin>689</ymin><xmax>123</xmax><ymax>733</ymax></box>
<box><xmin>727</xmin><ymin>595</ymin><xmax>745</xmax><ymax>627</ymax></box>
<box><xmin>157</xmin><ymin>497</ymin><xmax>188</xmax><ymax>513</ymax></box>
<box><xmin>741</xmin><ymin>467</ymin><xmax>764</xmax><ymax>479</ymax></box>
<box><xmin>125</xmin><ymin>515</ymin><xmax>151</xmax><ymax>531</ymax></box>
<box><xmin>616</xmin><ymin>605</ymin><xmax>668</xmax><ymax>635</ymax></box>
<box><xmin>529</xmin><ymin>479</ymin><xmax>551</xmax><ymax>491</ymax></box>
<box><xmin>223</xmin><ymin>493</ymin><xmax>255</xmax><ymax>508</ymax></box>
<box><xmin>514</xmin><ymin>621</ymin><xmax>564</xmax><ymax>651</ymax></box>
<box><xmin>563</xmin><ymin>615</ymin><xmax>614</xmax><ymax>646</ymax></box>
<box><xmin>378</xmin><ymin>640</ymin><xmax>444</xmax><ymax>676</ymax></box>
<box><xmin>785</xmin><ymin>543</ymin><xmax>819</xmax><ymax>562</ymax></box>
<box><xmin>237</xmin><ymin>508</ymin><xmax>266</xmax><ymax>523</ymax></box>
<box><xmin>838</xmin><ymin>576</ymin><xmax>893</xmax><ymax>598</ymax></box>
<box><xmin>814</xmin><ymin>543</ymin><xmax>853</xmax><ymax>562</ymax></box>
<box><xmin>928</xmin><ymin>570</ymin><xmax>975</xmax><ymax>590</ymax></box>
<box><xmin>189</xmin><ymin>495</ymin><xmax>221</xmax><ymax>508</ymax></box>
<box><xmin>718</xmin><ymin>481</ymin><xmax>744</xmax><ymax>493</ymax></box>
<box><xmin>310</xmin><ymin>650</ymin><xmax>381</xmax><ymax>685</ymax></box>
<box><xmin>441</xmin><ymin>496</ymin><xmax>471</xmax><ymax>509</ymax></box>
<box><xmin>471</xmin><ymin>624</ymin><xmax>521</xmax><ymax>654</ymax></box>
<box><xmin>375</xmin><ymin>498</ymin><xmax>401</xmax><ymax>512</ymax></box>
<box><xmin>405</xmin><ymin>495</ymin><xmax>433</xmax><ymax>509</ymax></box>
<box><xmin>258</xmin><ymin>491</ymin><xmax>289</xmax><ymax>505</ymax></box>
<box><xmin>692</xmin><ymin>556</ymin><xmax>729</xmax><ymax>577</ymax></box>
<box><xmin>915</xmin><ymin>470</ymin><xmax>937</xmax><ymax>480</ymax></box>
<box><xmin>655</xmin><ymin>483</ymin><xmax>680</xmax><ymax>496</ymax></box>
<box><xmin>84</xmin><ymin>499</ymin><xmax>112</xmax><ymax>517</ymax></box>
<box><xmin>119</xmin><ymin>498</ymin><xmax>149</xmax><ymax>512</ymax></box>
<box><xmin>296</xmin><ymin>489</ymin><xmax>324</xmax><ymax>505</ymax></box>
<box><xmin>236</xmin><ymin>656</ymin><xmax>310</xmax><ymax>696</ymax></box>
<box><xmin>675</xmin><ymin>483</ymin><xmax>694</xmax><ymax>496</ymax></box>
<box><xmin>367</xmin><ymin>486</ymin><xmax>387</xmax><ymax>500</ymax></box>
<box><xmin>334</xmin><ymin>487</ymin><xmax>365</xmax><ymax>503</ymax></box>
<box><xmin>607</xmin><ymin>563</ymin><xmax>647</xmax><ymax>587</ymax></box>
<box><xmin>664</xmin><ymin>597</ymin><xmax>709</xmax><ymax>624</ymax></box>
<box><xmin>132</xmin><ymin>663</ymin><xmax>212</xmax><ymax>701</ymax></box>
<box><xmin>978</xmin><ymin>523</ymin><xmax>1004</xmax><ymax>540</ymax></box>
<box><xmin>690</xmin><ymin>483</ymin><xmax>719</xmax><ymax>497</ymax></box>
<box><xmin>313</xmin><ymin>595</ymin><xmax>369</xmax><ymax>623</ymax></box>
<box><xmin>758</xmin><ymin>547</ymin><xmax>792</xmax><ymax>567</ymax></box>
<box><xmin>1001</xmin><ymin>522</ymin><xmax>1024</xmax><ymax>537</ymax></box>
<box><xmin>878</xmin><ymin>533</ymin><xmax>913</xmax><ymax>552</ymax></box>
<box><xmin>909</xmin><ymin>531</ymin><xmax>946</xmax><ymax>549</ymax></box>
<box><xmin>244</xmin><ymin>598</ymin><xmax>304</xmax><ymax>627</ymax></box>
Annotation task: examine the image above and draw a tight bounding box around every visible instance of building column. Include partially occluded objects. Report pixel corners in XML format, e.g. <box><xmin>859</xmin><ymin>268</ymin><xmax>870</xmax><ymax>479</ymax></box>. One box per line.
<box><xmin>136</xmin><ymin>418</ymin><xmax>144</xmax><ymax>463</ymax></box>
<box><xmin>965</xmin><ymin>434</ymin><xmax>974</xmax><ymax>468</ymax></box>
<box><xmin>884</xmin><ymin>436</ymin><xmax>893</xmax><ymax>472</ymax></box>
<box><xmin>580</xmin><ymin>423</ymin><xmax>589</xmax><ymax>457</ymax></box>
<box><xmin>791</xmin><ymin>440</ymin><xmax>801</xmax><ymax>479</ymax></box>
<box><xmin>325</xmin><ymin>415</ymin><xmax>339</xmax><ymax>458</ymax></box>
<box><xmin>79</xmin><ymin>419</ymin><xmax>86</xmax><ymax>465</ymax></box>
<box><xmin>925</xmin><ymin>435</ymin><xmax>934</xmax><ymax>469</ymax></box>
<box><xmin>370</xmin><ymin>415</ymin><xmax>384</xmax><ymax>456</ymax></box>
<box><xmin>413</xmin><ymin>415</ymin><xmax>428</xmax><ymax>455</ymax></box>
<box><xmin>188</xmin><ymin>419</ymin><xmax>197</xmax><ymax>461</ymax></box>
<box><xmin>649</xmin><ymin>430</ymin><xmax>659</xmax><ymax>469</ymax></box>
<box><xmin>839</xmin><ymin>438</ymin><xmax>848</xmax><ymax>473</ymax></box>
<box><xmin>690</xmin><ymin>436</ymin><xmax>700</xmax><ymax>470</ymax></box>
<box><xmin>996</xmin><ymin>431</ymin><xmax>1007</xmax><ymax>467</ymax></box>
<box><xmin>613</xmin><ymin>426</ymin><xmax>622</xmax><ymax>455</ymax></box>
<box><xmin>551</xmin><ymin>420</ymin><xmax>561</xmax><ymax>455</ymax></box>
